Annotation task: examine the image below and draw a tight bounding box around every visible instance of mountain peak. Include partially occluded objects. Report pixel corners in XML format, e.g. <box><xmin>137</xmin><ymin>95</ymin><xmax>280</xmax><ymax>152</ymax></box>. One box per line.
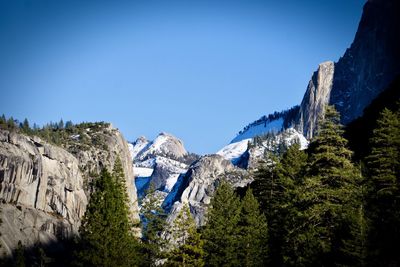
<box><xmin>130</xmin><ymin>132</ymin><xmax>187</xmax><ymax>162</ymax></box>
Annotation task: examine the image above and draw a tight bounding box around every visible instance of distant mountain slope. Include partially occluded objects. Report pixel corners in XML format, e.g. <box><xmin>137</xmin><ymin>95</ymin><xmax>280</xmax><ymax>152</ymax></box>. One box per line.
<box><xmin>218</xmin><ymin>106</ymin><xmax>304</xmax><ymax>166</ymax></box>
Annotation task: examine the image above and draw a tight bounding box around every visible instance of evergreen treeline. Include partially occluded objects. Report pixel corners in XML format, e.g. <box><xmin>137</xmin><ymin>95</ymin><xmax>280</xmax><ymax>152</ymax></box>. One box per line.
<box><xmin>0</xmin><ymin>115</ymin><xmax>110</xmax><ymax>149</ymax></box>
<box><xmin>238</xmin><ymin>105</ymin><xmax>299</xmax><ymax>135</ymax></box>
<box><xmin>250</xmin><ymin>104</ymin><xmax>400</xmax><ymax>266</ymax></box>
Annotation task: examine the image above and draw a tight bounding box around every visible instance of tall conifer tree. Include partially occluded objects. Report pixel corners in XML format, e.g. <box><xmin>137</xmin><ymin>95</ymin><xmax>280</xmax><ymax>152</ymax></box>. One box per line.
<box><xmin>165</xmin><ymin>203</ymin><xmax>204</xmax><ymax>267</ymax></box>
<box><xmin>252</xmin><ymin>144</ymin><xmax>307</xmax><ymax>266</ymax></box>
<box><xmin>289</xmin><ymin>106</ymin><xmax>364</xmax><ymax>266</ymax></box>
<box><xmin>237</xmin><ymin>189</ymin><xmax>268</xmax><ymax>267</ymax></box>
<box><xmin>76</xmin><ymin>160</ymin><xmax>141</xmax><ymax>267</ymax></box>
<box><xmin>202</xmin><ymin>181</ymin><xmax>241</xmax><ymax>267</ymax></box>
<box><xmin>366</xmin><ymin>107</ymin><xmax>400</xmax><ymax>266</ymax></box>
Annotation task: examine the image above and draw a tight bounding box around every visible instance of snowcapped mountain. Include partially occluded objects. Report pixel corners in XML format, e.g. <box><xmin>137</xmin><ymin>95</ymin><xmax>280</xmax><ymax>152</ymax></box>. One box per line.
<box><xmin>129</xmin><ymin>133</ymin><xmax>199</xmax><ymax>202</ymax></box>
<box><xmin>217</xmin><ymin>138</ymin><xmax>251</xmax><ymax>163</ymax></box>
<box><xmin>129</xmin><ymin>132</ymin><xmax>187</xmax><ymax>162</ymax></box>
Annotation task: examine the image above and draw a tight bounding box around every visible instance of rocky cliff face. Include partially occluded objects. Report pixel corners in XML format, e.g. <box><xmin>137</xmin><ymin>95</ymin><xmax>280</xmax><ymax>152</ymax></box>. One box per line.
<box><xmin>297</xmin><ymin>0</ymin><xmax>400</xmax><ymax>138</ymax></box>
<box><xmin>330</xmin><ymin>0</ymin><xmax>400</xmax><ymax>125</ymax></box>
<box><xmin>67</xmin><ymin>125</ymin><xmax>139</xmax><ymax>222</ymax></box>
<box><xmin>297</xmin><ymin>62</ymin><xmax>334</xmax><ymax>139</ymax></box>
<box><xmin>164</xmin><ymin>155</ymin><xmax>249</xmax><ymax>226</ymax></box>
<box><xmin>0</xmin><ymin>125</ymin><xmax>139</xmax><ymax>255</ymax></box>
<box><xmin>0</xmin><ymin>130</ymin><xmax>87</xmax><ymax>255</ymax></box>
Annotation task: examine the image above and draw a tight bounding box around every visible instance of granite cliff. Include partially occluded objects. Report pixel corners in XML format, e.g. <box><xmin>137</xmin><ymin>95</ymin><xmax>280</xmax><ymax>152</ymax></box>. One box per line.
<box><xmin>297</xmin><ymin>0</ymin><xmax>400</xmax><ymax>138</ymax></box>
<box><xmin>0</xmin><ymin>124</ymin><xmax>139</xmax><ymax>256</ymax></box>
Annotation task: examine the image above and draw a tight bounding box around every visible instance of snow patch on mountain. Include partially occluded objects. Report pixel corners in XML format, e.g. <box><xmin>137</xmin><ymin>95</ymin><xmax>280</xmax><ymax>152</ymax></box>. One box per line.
<box><xmin>134</xmin><ymin>167</ymin><xmax>154</xmax><ymax>177</ymax></box>
<box><xmin>129</xmin><ymin>137</ymin><xmax>150</xmax><ymax>160</ymax></box>
<box><xmin>217</xmin><ymin>139</ymin><xmax>251</xmax><ymax>162</ymax></box>
<box><xmin>132</xmin><ymin>132</ymin><xmax>187</xmax><ymax>161</ymax></box>
<box><xmin>130</xmin><ymin>133</ymin><xmax>194</xmax><ymax>206</ymax></box>
<box><xmin>231</xmin><ymin>118</ymin><xmax>283</xmax><ymax>143</ymax></box>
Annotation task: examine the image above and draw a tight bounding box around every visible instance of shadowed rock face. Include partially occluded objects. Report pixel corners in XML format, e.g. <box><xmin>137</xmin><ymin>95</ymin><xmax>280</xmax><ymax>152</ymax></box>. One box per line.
<box><xmin>0</xmin><ymin>126</ymin><xmax>139</xmax><ymax>255</ymax></box>
<box><xmin>331</xmin><ymin>0</ymin><xmax>400</xmax><ymax>124</ymax></box>
<box><xmin>297</xmin><ymin>0</ymin><xmax>400</xmax><ymax>138</ymax></box>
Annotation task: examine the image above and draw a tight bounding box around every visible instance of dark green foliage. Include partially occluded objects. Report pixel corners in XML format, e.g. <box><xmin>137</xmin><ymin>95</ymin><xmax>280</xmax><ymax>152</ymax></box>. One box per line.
<box><xmin>202</xmin><ymin>181</ymin><xmax>269</xmax><ymax>267</ymax></box>
<box><xmin>14</xmin><ymin>241</ymin><xmax>25</xmax><ymax>267</ymax></box>
<box><xmin>165</xmin><ymin>203</ymin><xmax>204</xmax><ymax>267</ymax></box>
<box><xmin>251</xmin><ymin>106</ymin><xmax>366</xmax><ymax>266</ymax></box>
<box><xmin>7</xmin><ymin>117</ymin><xmax>16</xmax><ymax>130</ymax></box>
<box><xmin>237</xmin><ymin>189</ymin><xmax>268</xmax><ymax>267</ymax></box>
<box><xmin>365</xmin><ymin>107</ymin><xmax>400</xmax><ymax>266</ymax></box>
<box><xmin>288</xmin><ymin>106</ymin><xmax>364</xmax><ymax>266</ymax></box>
<box><xmin>58</xmin><ymin>119</ymin><xmax>64</xmax><ymax>130</ymax></box>
<box><xmin>345</xmin><ymin>75</ymin><xmax>400</xmax><ymax>160</ymax></box>
<box><xmin>21</xmin><ymin>118</ymin><xmax>30</xmax><ymax>134</ymax></box>
<box><xmin>252</xmin><ymin>143</ymin><xmax>307</xmax><ymax>266</ymax></box>
<box><xmin>239</xmin><ymin>106</ymin><xmax>300</xmax><ymax>136</ymax></box>
<box><xmin>0</xmin><ymin>114</ymin><xmax>5</xmax><ymax>126</ymax></box>
<box><xmin>202</xmin><ymin>181</ymin><xmax>241</xmax><ymax>266</ymax></box>
<box><xmin>76</xmin><ymin>161</ymin><xmax>141</xmax><ymax>267</ymax></box>
<box><xmin>0</xmin><ymin>115</ymin><xmax>110</xmax><ymax>151</ymax></box>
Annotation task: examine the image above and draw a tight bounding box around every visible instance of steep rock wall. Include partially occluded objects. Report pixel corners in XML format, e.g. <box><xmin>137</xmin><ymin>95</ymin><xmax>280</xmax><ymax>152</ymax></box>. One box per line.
<box><xmin>164</xmin><ymin>155</ymin><xmax>249</xmax><ymax>226</ymax></box>
<box><xmin>0</xmin><ymin>125</ymin><xmax>139</xmax><ymax>255</ymax></box>
<box><xmin>297</xmin><ymin>0</ymin><xmax>400</xmax><ymax>138</ymax></box>
<box><xmin>297</xmin><ymin>61</ymin><xmax>334</xmax><ymax>139</ymax></box>
<box><xmin>0</xmin><ymin>130</ymin><xmax>87</xmax><ymax>255</ymax></box>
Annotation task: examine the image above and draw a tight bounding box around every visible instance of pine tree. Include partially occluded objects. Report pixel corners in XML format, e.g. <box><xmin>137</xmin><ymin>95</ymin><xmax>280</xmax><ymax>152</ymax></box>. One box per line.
<box><xmin>251</xmin><ymin>144</ymin><xmax>307</xmax><ymax>266</ymax></box>
<box><xmin>76</xmin><ymin>164</ymin><xmax>141</xmax><ymax>267</ymax></box>
<box><xmin>141</xmin><ymin>184</ymin><xmax>168</xmax><ymax>266</ymax></box>
<box><xmin>202</xmin><ymin>180</ymin><xmax>241</xmax><ymax>267</ymax></box>
<box><xmin>288</xmin><ymin>106</ymin><xmax>364</xmax><ymax>266</ymax></box>
<box><xmin>58</xmin><ymin>119</ymin><xmax>64</xmax><ymax>130</ymax></box>
<box><xmin>14</xmin><ymin>241</ymin><xmax>25</xmax><ymax>267</ymax></box>
<box><xmin>366</xmin><ymin>107</ymin><xmax>400</xmax><ymax>266</ymax></box>
<box><xmin>165</xmin><ymin>203</ymin><xmax>204</xmax><ymax>267</ymax></box>
<box><xmin>237</xmin><ymin>189</ymin><xmax>268</xmax><ymax>267</ymax></box>
<box><xmin>0</xmin><ymin>114</ymin><xmax>6</xmax><ymax>126</ymax></box>
<box><xmin>7</xmin><ymin>117</ymin><xmax>15</xmax><ymax>130</ymax></box>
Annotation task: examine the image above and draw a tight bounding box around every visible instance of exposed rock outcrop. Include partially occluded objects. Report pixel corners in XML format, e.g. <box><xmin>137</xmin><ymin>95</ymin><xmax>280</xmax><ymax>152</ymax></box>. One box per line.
<box><xmin>164</xmin><ymin>155</ymin><xmax>249</xmax><ymax>226</ymax></box>
<box><xmin>131</xmin><ymin>133</ymin><xmax>197</xmax><ymax>208</ymax></box>
<box><xmin>67</xmin><ymin>125</ymin><xmax>139</xmax><ymax>222</ymax></box>
<box><xmin>0</xmin><ymin>130</ymin><xmax>87</xmax><ymax>255</ymax></box>
<box><xmin>297</xmin><ymin>0</ymin><xmax>400</xmax><ymax>138</ymax></box>
<box><xmin>330</xmin><ymin>0</ymin><xmax>400</xmax><ymax>125</ymax></box>
<box><xmin>0</xmin><ymin>125</ymin><xmax>139</xmax><ymax>255</ymax></box>
<box><xmin>297</xmin><ymin>61</ymin><xmax>334</xmax><ymax>139</ymax></box>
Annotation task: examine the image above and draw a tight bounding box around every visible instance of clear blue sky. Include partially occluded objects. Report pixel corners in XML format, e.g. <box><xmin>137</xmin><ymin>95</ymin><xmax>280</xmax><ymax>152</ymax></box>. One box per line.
<box><xmin>0</xmin><ymin>0</ymin><xmax>365</xmax><ymax>154</ymax></box>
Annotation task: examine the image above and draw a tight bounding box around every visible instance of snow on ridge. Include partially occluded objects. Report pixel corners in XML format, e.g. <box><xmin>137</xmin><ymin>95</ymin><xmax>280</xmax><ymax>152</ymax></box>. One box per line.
<box><xmin>165</xmin><ymin>174</ymin><xmax>181</xmax><ymax>192</ymax></box>
<box><xmin>217</xmin><ymin>139</ymin><xmax>251</xmax><ymax>162</ymax></box>
<box><xmin>231</xmin><ymin>118</ymin><xmax>284</xmax><ymax>143</ymax></box>
<box><xmin>129</xmin><ymin>137</ymin><xmax>150</xmax><ymax>160</ymax></box>
<box><xmin>134</xmin><ymin>167</ymin><xmax>154</xmax><ymax>178</ymax></box>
